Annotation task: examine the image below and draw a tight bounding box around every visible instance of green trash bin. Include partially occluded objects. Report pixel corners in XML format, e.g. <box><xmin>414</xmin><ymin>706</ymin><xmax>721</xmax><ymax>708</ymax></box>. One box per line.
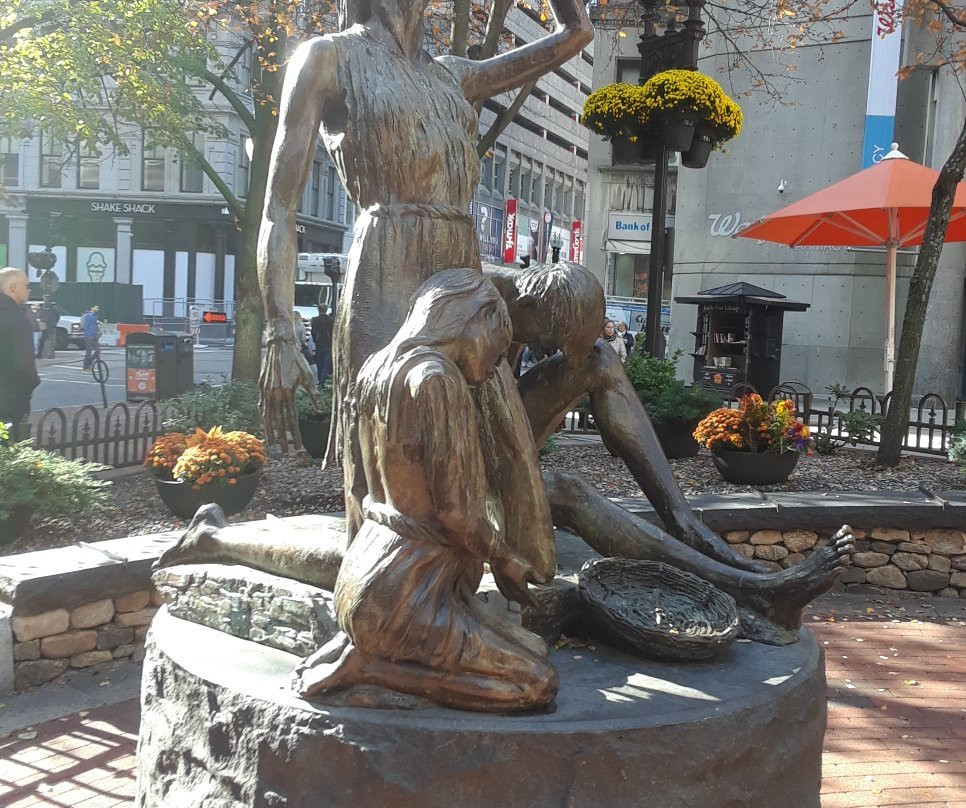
<box><xmin>125</xmin><ymin>332</ymin><xmax>179</xmax><ymax>401</ymax></box>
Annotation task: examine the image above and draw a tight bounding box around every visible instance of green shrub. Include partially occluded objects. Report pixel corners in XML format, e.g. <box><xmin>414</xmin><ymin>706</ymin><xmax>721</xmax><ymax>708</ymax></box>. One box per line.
<box><xmin>296</xmin><ymin>379</ymin><xmax>334</xmax><ymax>422</ymax></box>
<box><xmin>813</xmin><ymin>384</ymin><xmax>882</xmax><ymax>455</ymax></box>
<box><xmin>0</xmin><ymin>422</ymin><xmax>110</xmax><ymax>522</ymax></box>
<box><xmin>540</xmin><ymin>431</ymin><xmax>561</xmax><ymax>457</ymax></box>
<box><xmin>949</xmin><ymin>420</ymin><xmax>966</xmax><ymax>469</ymax></box>
<box><xmin>624</xmin><ymin>350</ymin><xmax>721</xmax><ymax>423</ymax></box>
<box><xmin>163</xmin><ymin>379</ymin><xmax>264</xmax><ymax>436</ymax></box>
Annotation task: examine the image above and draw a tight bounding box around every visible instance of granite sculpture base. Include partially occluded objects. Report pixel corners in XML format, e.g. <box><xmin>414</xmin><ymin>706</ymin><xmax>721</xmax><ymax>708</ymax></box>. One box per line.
<box><xmin>136</xmin><ymin>608</ymin><xmax>828</xmax><ymax>808</ymax></box>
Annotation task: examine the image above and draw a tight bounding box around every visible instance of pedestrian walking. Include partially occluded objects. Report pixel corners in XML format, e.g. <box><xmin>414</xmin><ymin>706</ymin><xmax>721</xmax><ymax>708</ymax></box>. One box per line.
<box><xmin>0</xmin><ymin>267</ymin><xmax>40</xmax><ymax>440</ymax></box>
<box><xmin>617</xmin><ymin>321</ymin><xmax>635</xmax><ymax>356</ymax></box>
<box><xmin>26</xmin><ymin>303</ymin><xmax>41</xmax><ymax>357</ymax></box>
<box><xmin>601</xmin><ymin>319</ymin><xmax>626</xmax><ymax>362</ymax></box>
<box><xmin>310</xmin><ymin>305</ymin><xmax>334</xmax><ymax>386</ymax></box>
<box><xmin>81</xmin><ymin>304</ymin><xmax>100</xmax><ymax>371</ymax></box>
<box><xmin>37</xmin><ymin>301</ymin><xmax>61</xmax><ymax>357</ymax></box>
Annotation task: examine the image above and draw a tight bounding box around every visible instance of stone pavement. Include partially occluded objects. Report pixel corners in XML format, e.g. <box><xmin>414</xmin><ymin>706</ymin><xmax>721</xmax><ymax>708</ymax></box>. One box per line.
<box><xmin>0</xmin><ymin>593</ymin><xmax>963</xmax><ymax>808</ymax></box>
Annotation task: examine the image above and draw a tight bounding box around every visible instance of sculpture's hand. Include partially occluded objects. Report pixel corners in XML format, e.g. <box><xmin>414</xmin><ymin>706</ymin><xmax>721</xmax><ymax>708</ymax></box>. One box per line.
<box><xmin>491</xmin><ymin>550</ymin><xmax>537</xmax><ymax>608</ymax></box>
<box><xmin>259</xmin><ymin>336</ymin><xmax>319</xmax><ymax>453</ymax></box>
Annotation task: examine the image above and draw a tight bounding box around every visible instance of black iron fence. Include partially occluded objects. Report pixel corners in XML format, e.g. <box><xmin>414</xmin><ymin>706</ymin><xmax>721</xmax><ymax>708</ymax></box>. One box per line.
<box><xmin>22</xmin><ymin>400</ymin><xmax>186</xmax><ymax>468</ymax></box>
<box><xmin>14</xmin><ymin>380</ymin><xmax>962</xmax><ymax>467</ymax></box>
<box><xmin>567</xmin><ymin>381</ymin><xmax>961</xmax><ymax>457</ymax></box>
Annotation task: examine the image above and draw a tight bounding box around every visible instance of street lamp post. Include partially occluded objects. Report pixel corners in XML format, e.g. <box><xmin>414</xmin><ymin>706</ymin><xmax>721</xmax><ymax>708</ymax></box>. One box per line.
<box><xmin>638</xmin><ymin>0</ymin><xmax>706</xmax><ymax>357</ymax></box>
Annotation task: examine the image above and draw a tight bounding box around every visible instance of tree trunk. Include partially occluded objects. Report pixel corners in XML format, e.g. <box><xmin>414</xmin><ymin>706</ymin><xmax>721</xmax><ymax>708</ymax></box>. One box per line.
<box><xmin>231</xmin><ymin>214</ymin><xmax>264</xmax><ymax>382</ymax></box>
<box><xmin>231</xmin><ymin>33</ymin><xmax>283</xmax><ymax>383</ymax></box>
<box><xmin>876</xmin><ymin>116</ymin><xmax>966</xmax><ymax>466</ymax></box>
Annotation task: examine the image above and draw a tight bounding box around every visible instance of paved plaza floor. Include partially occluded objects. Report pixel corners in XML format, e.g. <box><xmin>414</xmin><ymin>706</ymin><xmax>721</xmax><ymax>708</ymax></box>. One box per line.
<box><xmin>0</xmin><ymin>592</ymin><xmax>963</xmax><ymax>808</ymax></box>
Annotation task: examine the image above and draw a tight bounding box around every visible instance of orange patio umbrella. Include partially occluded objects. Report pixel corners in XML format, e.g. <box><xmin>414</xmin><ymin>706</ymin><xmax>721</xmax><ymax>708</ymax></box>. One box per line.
<box><xmin>736</xmin><ymin>144</ymin><xmax>966</xmax><ymax>392</ymax></box>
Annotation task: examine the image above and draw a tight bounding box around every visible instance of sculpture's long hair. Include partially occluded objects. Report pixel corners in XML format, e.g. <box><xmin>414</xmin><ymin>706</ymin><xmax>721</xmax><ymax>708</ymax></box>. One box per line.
<box><xmin>356</xmin><ymin>268</ymin><xmax>510</xmax><ymax>422</ymax></box>
<box><xmin>516</xmin><ymin>263</ymin><xmax>605</xmax><ymax>363</ymax></box>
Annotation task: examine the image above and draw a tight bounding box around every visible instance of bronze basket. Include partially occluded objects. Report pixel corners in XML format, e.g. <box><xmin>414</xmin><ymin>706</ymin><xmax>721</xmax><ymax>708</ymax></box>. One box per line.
<box><xmin>577</xmin><ymin>558</ymin><xmax>740</xmax><ymax>662</ymax></box>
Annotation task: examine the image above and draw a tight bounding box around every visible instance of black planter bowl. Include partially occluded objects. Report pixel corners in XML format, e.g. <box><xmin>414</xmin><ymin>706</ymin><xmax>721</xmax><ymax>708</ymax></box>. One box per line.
<box><xmin>154</xmin><ymin>470</ymin><xmax>262</xmax><ymax>520</ymax></box>
<box><xmin>0</xmin><ymin>506</ymin><xmax>34</xmax><ymax>544</ymax></box>
<box><xmin>710</xmin><ymin>449</ymin><xmax>799</xmax><ymax>485</ymax></box>
<box><xmin>661</xmin><ymin>113</ymin><xmax>697</xmax><ymax>151</ymax></box>
<box><xmin>298</xmin><ymin>417</ymin><xmax>331</xmax><ymax>459</ymax></box>
<box><xmin>651</xmin><ymin>418</ymin><xmax>700</xmax><ymax>460</ymax></box>
<box><xmin>681</xmin><ymin>128</ymin><xmax>713</xmax><ymax>169</ymax></box>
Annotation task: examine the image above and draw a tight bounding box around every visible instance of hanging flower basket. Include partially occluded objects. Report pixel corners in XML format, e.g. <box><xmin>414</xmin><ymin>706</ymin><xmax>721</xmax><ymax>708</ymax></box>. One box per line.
<box><xmin>581</xmin><ymin>83</ymin><xmax>653</xmax><ymax>155</ymax></box>
<box><xmin>640</xmin><ymin>69</ymin><xmax>743</xmax><ymax>157</ymax></box>
<box><xmin>681</xmin><ymin>125</ymin><xmax>715</xmax><ymax>169</ymax></box>
<box><xmin>660</xmin><ymin>112</ymin><xmax>697</xmax><ymax>151</ymax></box>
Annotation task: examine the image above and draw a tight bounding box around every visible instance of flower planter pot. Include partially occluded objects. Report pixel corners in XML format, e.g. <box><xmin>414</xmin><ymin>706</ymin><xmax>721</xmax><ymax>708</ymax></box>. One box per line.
<box><xmin>681</xmin><ymin>126</ymin><xmax>714</xmax><ymax>169</ymax></box>
<box><xmin>0</xmin><ymin>506</ymin><xmax>34</xmax><ymax>544</ymax></box>
<box><xmin>661</xmin><ymin>113</ymin><xmax>697</xmax><ymax>151</ymax></box>
<box><xmin>611</xmin><ymin>137</ymin><xmax>644</xmax><ymax>165</ymax></box>
<box><xmin>710</xmin><ymin>450</ymin><xmax>799</xmax><ymax>486</ymax></box>
<box><xmin>652</xmin><ymin>418</ymin><xmax>700</xmax><ymax>460</ymax></box>
<box><xmin>298</xmin><ymin>417</ymin><xmax>331</xmax><ymax>459</ymax></box>
<box><xmin>154</xmin><ymin>470</ymin><xmax>262</xmax><ymax>520</ymax></box>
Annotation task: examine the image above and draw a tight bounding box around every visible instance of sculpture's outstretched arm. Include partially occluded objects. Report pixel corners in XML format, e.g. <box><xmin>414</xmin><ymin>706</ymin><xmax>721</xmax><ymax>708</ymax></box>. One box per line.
<box><xmin>440</xmin><ymin>0</ymin><xmax>593</xmax><ymax>103</ymax></box>
<box><xmin>258</xmin><ymin>36</ymin><xmax>339</xmax><ymax>451</ymax></box>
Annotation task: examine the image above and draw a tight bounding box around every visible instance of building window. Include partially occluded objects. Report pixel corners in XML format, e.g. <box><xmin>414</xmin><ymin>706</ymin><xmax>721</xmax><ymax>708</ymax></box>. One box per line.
<box><xmin>142</xmin><ymin>132</ymin><xmax>165</xmax><ymax>192</ymax></box>
<box><xmin>508</xmin><ymin>155</ymin><xmax>520</xmax><ymax>199</ymax></box>
<box><xmin>77</xmin><ymin>142</ymin><xmax>100</xmax><ymax>189</ymax></box>
<box><xmin>574</xmin><ymin>182</ymin><xmax>585</xmax><ymax>220</ymax></box>
<box><xmin>325</xmin><ymin>165</ymin><xmax>336</xmax><ymax>220</ymax></box>
<box><xmin>543</xmin><ymin>174</ymin><xmax>553</xmax><ymax>212</ymax></box>
<box><xmin>311</xmin><ymin>161</ymin><xmax>322</xmax><ymax>217</ymax></box>
<box><xmin>238</xmin><ymin>136</ymin><xmax>250</xmax><ymax>198</ymax></box>
<box><xmin>493</xmin><ymin>151</ymin><xmax>507</xmax><ymax>196</ymax></box>
<box><xmin>0</xmin><ymin>137</ymin><xmax>19</xmax><ymax>187</ymax></box>
<box><xmin>40</xmin><ymin>131</ymin><xmax>62</xmax><ymax>188</ymax></box>
<box><xmin>520</xmin><ymin>169</ymin><xmax>531</xmax><ymax>204</ymax></box>
<box><xmin>480</xmin><ymin>153</ymin><xmax>493</xmax><ymax>190</ymax></box>
<box><xmin>180</xmin><ymin>132</ymin><xmax>205</xmax><ymax>193</ymax></box>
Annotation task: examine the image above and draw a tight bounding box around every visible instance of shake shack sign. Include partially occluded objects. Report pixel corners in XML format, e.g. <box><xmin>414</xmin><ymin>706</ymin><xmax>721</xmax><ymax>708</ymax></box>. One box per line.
<box><xmin>91</xmin><ymin>201</ymin><xmax>157</xmax><ymax>214</ymax></box>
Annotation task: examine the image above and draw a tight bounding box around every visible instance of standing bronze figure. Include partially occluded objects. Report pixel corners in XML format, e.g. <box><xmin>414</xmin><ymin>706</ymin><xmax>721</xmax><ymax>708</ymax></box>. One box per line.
<box><xmin>257</xmin><ymin>0</ymin><xmax>592</xmax><ymax>581</ymax></box>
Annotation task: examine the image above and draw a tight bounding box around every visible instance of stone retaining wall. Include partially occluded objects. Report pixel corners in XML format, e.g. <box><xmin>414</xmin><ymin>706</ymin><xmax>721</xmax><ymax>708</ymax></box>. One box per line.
<box><xmin>10</xmin><ymin>589</ymin><xmax>160</xmax><ymax>690</ymax></box>
<box><xmin>722</xmin><ymin>527</ymin><xmax>966</xmax><ymax>597</ymax></box>
<box><xmin>0</xmin><ymin>507</ymin><xmax>962</xmax><ymax>694</ymax></box>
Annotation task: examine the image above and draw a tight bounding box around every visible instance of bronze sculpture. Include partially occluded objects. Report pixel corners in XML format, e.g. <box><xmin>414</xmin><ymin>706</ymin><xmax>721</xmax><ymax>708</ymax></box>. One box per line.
<box><xmin>293</xmin><ymin>269</ymin><xmax>556</xmax><ymax>711</ymax></box>
<box><xmin>167</xmin><ymin>0</ymin><xmax>861</xmax><ymax>712</ymax></box>
<box><xmin>257</xmin><ymin>0</ymin><xmax>593</xmax><ymax>584</ymax></box>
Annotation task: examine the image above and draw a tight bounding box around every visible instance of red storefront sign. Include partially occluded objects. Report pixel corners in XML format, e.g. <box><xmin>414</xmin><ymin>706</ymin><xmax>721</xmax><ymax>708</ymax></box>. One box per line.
<box><xmin>503</xmin><ymin>198</ymin><xmax>517</xmax><ymax>264</ymax></box>
<box><xmin>571</xmin><ymin>220</ymin><xmax>583</xmax><ymax>264</ymax></box>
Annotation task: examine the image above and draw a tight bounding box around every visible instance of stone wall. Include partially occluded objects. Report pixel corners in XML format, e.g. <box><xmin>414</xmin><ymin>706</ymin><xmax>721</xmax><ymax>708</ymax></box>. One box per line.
<box><xmin>722</xmin><ymin>527</ymin><xmax>966</xmax><ymax>597</ymax></box>
<box><xmin>10</xmin><ymin>589</ymin><xmax>160</xmax><ymax>690</ymax></box>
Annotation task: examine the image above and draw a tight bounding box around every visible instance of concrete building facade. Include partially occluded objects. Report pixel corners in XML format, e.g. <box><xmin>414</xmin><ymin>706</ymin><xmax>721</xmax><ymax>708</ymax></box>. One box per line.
<box><xmin>472</xmin><ymin>8</ymin><xmax>593</xmax><ymax>266</ymax></box>
<box><xmin>0</xmin><ymin>31</ymin><xmax>352</xmax><ymax>319</ymax></box>
<box><xmin>585</xmin><ymin>8</ymin><xmax>965</xmax><ymax>402</ymax></box>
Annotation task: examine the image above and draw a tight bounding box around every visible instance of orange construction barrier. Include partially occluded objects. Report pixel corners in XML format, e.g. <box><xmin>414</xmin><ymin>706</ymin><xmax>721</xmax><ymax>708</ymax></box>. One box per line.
<box><xmin>117</xmin><ymin>323</ymin><xmax>150</xmax><ymax>346</ymax></box>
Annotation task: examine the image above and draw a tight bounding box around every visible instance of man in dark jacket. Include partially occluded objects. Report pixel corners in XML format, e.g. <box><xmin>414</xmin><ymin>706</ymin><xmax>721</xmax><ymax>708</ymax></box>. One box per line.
<box><xmin>0</xmin><ymin>267</ymin><xmax>40</xmax><ymax>440</ymax></box>
<box><xmin>37</xmin><ymin>301</ymin><xmax>62</xmax><ymax>357</ymax></box>
<box><xmin>310</xmin><ymin>305</ymin><xmax>334</xmax><ymax>386</ymax></box>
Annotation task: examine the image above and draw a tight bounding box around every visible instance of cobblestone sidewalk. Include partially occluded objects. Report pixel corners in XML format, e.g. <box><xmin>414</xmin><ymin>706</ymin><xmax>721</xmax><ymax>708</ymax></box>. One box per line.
<box><xmin>0</xmin><ymin>594</ymin><xmax>963</xmax><ymax>808</ymax></box>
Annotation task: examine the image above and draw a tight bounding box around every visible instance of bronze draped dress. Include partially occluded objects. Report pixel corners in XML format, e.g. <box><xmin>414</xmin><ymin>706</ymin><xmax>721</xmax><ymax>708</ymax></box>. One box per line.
<box><xmin>320</xmin><ymin>28</ymin><xmax>556</xmax><ymax>581</ymax></box>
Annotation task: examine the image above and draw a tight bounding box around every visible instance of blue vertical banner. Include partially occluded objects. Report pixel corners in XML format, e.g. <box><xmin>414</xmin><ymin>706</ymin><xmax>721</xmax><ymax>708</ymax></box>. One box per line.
<box><xmin>861</xmin><ymin>0</ymin><xmax>903</xmax><ymax>168</ymax></box>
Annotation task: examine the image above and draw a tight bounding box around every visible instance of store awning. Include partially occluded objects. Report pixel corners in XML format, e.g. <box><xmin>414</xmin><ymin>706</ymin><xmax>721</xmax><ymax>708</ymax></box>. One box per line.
<box><xmin>605</xmin><ymin>239</ymin><xmax>651</xmax><ymax>255</ymax></box>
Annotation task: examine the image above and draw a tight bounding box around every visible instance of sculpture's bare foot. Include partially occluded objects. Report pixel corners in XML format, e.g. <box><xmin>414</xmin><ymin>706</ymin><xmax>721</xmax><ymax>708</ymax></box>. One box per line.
<box><xmin>747</xmin><ymin>525</ymin><xmax>854</xmax><ymax>633</ymax></box>
<box><xmin>155</xmin><ymin>504</ymin><xmax>228</xmax><ymax>570</ymax></box>
<box><xmin>259</xmin><ymin>337</ymin><xmax>318</xmax><ymax>454</ymax></box>
<box><xmin>294</xmin><ymin>633</ymin><xmax>369</xmax><ymax>697</ymax></box>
